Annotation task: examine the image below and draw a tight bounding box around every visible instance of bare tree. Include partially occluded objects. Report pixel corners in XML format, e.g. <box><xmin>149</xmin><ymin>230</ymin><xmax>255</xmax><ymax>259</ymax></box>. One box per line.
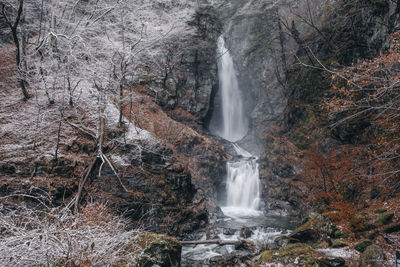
<box><xmin>1</xmin><ymin>0</ymin><xmax>30</xmax><ymax>100</ymax></box>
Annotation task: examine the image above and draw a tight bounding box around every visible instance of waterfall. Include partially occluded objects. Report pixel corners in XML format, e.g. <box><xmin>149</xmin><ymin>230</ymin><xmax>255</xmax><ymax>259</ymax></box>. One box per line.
<box><xmin>211</xmin><ymin>37</ymin><xmax>248</xmax><ymax>142</ymax></box>
<box><xmin>210</xmin><ymin>36</ymin><xmax>260</xmax><ymax>212</ymax></box>
<box><xmin>225</xmin><ymin>144</ymin><xmax>260</xmax><ymax>210</ymax></box>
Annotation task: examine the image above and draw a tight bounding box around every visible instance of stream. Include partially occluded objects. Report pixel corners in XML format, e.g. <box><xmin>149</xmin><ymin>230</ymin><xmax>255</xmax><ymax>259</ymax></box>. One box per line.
<box><xmin>181</xmin><ymin>36</ymin><xmax>296</xmax><ymax>266</ymax></box>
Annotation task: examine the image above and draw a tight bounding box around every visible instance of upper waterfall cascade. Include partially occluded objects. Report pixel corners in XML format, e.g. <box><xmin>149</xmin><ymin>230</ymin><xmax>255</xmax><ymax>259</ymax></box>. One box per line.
<box><xmin>209</xmin><ymin>36</ymin><xmax>260</xmax><ymax>212</ymax></box>
<box><xmin>211</xmin><ymin>36</ymin><xmax>248</xmax><ymax>142</ymax></box>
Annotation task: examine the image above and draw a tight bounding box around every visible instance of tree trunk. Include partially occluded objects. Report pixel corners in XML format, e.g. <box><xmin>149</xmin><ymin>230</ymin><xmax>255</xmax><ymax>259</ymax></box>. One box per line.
<box><xmin>1</xmin><ymin>0</ymin><xmax>30</xmax><ymax>100</ymax></box>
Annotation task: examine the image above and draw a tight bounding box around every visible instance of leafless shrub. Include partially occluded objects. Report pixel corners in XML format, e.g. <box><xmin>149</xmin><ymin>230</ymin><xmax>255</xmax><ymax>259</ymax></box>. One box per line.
<box><xmin>0</xmin><ymin>202</ymin><xmax>148</xmax><ymax>266</ymax></box>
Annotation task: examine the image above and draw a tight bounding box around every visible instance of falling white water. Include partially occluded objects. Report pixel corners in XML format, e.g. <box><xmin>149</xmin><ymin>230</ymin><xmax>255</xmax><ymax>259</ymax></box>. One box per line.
<box><xmin>224</xmin><ymin>145</ymin><xmax>260</xmax><ymax>211</ymax></box>
<box><xmin>209</xmin><ymin>36</ymin><xmax>261</xmax><ymax>214</ymax></box>
<box><xmin>214</xmin><ymin>36</ymin><xmax>248</xmax><ymax>142</ymax></box>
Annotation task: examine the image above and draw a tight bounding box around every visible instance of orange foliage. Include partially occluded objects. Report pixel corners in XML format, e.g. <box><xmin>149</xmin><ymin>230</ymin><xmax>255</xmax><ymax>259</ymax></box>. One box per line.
<box><xmin>326</xmin><ymin>30</ymin><xmax>400</xmax><ymax>190</ymax></box>
<box><xmin>323</xmin><ymin>199</ymin><xmax>363</xmax><ymax>231</ymax></box>
<box><xmin>302</xmin><ymin>146</ymin><xmax>369</xmax><ymax>230</ymax></box>
<box><xmin>303</xmin><ymin>147</ymin><xmax>365</xmax><ymax>205</ymax></box>
<box><xmin>79</xmin><ymin>202</ymin><xmax>113</xmax><ymax>226</ymax></box>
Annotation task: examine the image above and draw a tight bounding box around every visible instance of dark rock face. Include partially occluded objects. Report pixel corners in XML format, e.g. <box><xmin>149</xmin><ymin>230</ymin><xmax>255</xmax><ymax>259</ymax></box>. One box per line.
<box><xmin>158</xmin><ymin>6</ymin><xmax>222</xmax><ymax>126</ymax></box>
<box><xmin>221</xmin><ymin>2</ymin><xmax>287</xmax><ymax>155</ymax></box>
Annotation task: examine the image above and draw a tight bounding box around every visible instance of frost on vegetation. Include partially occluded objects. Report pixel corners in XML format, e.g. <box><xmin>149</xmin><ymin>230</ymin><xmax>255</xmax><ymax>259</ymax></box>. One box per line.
<box><xmin>1</xmin><ymin>0</ymin><xmax>198</xmax><ymax>162</ymax></box>
<box><xmin>0</xmin><ymin>202</ymin><xmax>148</xmax><ymax>266</ymax></box>
<box><xmin>317</xmin><ymin>248</ymin><xmax>359</xmax><ymax>259</ymax></box>
<box><xmin>105</xmin><ymin>101</ymin><xmax>154</xmax><ymax>143</ymax></box>
<box><xmin>19</xmin><ymin>0</ymin><xmax>196</xmax><ymax>105</ymax></box>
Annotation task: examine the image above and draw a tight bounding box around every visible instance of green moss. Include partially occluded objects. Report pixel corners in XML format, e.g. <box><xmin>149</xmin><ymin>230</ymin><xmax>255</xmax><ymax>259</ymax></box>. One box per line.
<box><xmin>331</xmin><ymin>239</ymin><xmax>348</xmax><ymax>248</ymax></box>
<box><xmin>354</xmin><ymin>240</ymin><xmax>372</xmax><ymax>253</ymax></box>
<box><xmin>334</xmin><ymin>229</ymin><xmax>350</xmax><ymax>239</ymax></box>
<box><xmin>375</xmin><ymin>212</ymin><xmax>394</xmax><ymax>226</ymax></box>
<box><xmin>359</xmin><ymin>245</ymin><xmax>385</xmax><ymax>267</ymax></box>
<box><xmin>292</xmin><ymin>214</ymin><xmax>332</xmax><ymax>235</ymax></box>
<box><xmin>367</xmin><ymin>231</ymin><xmax>379</xmax><ymax>240</ymax></box>
<box><xmin>135</xmin><ymin>232</ymin><xmax>181</xmax><ymax>266</ymax></box>
<box><xmin>383</xmin><ymin>223</ymin><xmax>400</xmax><ymax>233</ymax></box>
<box><xmin>137</xmin><ymin>232</ymin><xmax>179</xmax><ymax>249</ymax></box>
<box><xmin>373</xmin><ymin>208</ymin><xmax>387</xmax><ymax>214</ymax></box>
<box><xmin>257</xmin><ymin>243</ymin><xmax>316</xmax><ymax>266</ymax></box>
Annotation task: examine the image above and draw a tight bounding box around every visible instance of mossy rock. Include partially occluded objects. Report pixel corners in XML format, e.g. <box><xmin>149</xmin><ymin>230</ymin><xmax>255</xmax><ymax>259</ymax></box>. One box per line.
<box><xmin>367</xmin><ymin>231</ymin><xmax>379</xmax><ymax>240</ymax></box>
<box><xmin>318</xmin><ymin>257</ymin><xmax>346</xmax><ymax>267</ymax></box>
<box><xmin>358</xmin><ymin>245</ymin><xmax>385</xmax><ymax>267</ymax></box>
<box><xmin>331</xmin><ymin>240</ymin><xmax>348</xmax><ymax>248</ymax></box>
<box><xmin>359</xmin><ymin>222</ymin><xmax>376</xmax><ymax>232</ymax></box>
<box><xmin>289</xmin><ymin>215</ymin><xmax>334</xmax><ymax>244</ymax></box>
<box><xmin>375</xmin><ymin>212</ymin><xmax>394</xmax><ymax>226</ymax></box>
<box><xmin>136</xmin><ymin>232</ymin><xmax>181</xmax><ymax>267</ymax></box>
<box><xmin>383</xmin><ymin>223</ymin><xmax>400</xmax><ymax>233</ymax></box>
<box><xmin>334</xmin><ymin>229</ymin><xmax>350</xmax><ymax>239</ymax></box>
<box><xmin>354</xmin><ymin>240</ymin><xmax>372</xmax><ymax>253</ymax></box>
<box><xmin>256</xmin><ymin>243</ymin><xmax>316</xmax><ymax>266</ymax></box>
<box><xmin>373</xmin><ymin>208</ymin><xmax>387</xmax><ymax>214</ymax></box>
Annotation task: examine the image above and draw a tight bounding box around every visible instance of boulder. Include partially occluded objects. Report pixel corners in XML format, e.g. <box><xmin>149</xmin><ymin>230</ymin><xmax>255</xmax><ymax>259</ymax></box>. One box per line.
<box><xmin>137</xmin><ymin>233</ymin><xmax>181</xmax><ymax>267</ymax></box>
<box><xmin>358</xmin><ymin>245</ymin><xmax>385</xmax><ymax>267</ymax></box>
<box><xmin>287</xmin><ymin>216</ymin><xmax>334</xmax><ymax>244</ymax></box>
<box><xmin>223</xmin><ymin>228</ymin><xmax>236</xmax><ymax>236</ymax></box>
<box><xmin>239</xmin><ymin>226</ymin><xmax>253</xmax><ymax>238</ymax></box>
<box><xmin>289</xmin><ymin>228</ymin><xmax>320</xmax><ymax>244</ymax></box>
<box><xmin>375</xmin><ymin>212</ymin><xmax>394</xmax><ymax>226</ymax></box>
<box><xmin>317</xmin><ymin>257</ymin><xmax>346</xmax><ymax>267</ymax></box>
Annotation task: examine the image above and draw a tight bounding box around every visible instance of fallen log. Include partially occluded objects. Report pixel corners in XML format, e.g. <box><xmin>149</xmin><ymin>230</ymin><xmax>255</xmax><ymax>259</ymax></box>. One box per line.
<box><xmin>181</xmin><ymin>239</ymin><xmax>241</xmax><ymax>246</ymax></box>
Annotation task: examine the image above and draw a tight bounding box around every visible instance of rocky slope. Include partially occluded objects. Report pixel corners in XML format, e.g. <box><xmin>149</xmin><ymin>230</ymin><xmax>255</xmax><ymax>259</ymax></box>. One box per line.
<box><xmin>0</xmin><ymin>0</ymin><xmax>229</xmax><ymax>239</ymax></box>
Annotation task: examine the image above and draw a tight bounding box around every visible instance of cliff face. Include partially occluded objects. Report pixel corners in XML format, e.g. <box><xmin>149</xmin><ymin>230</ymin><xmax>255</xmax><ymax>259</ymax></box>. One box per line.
<box><xmin>201</xmin><ymin>0</ymin><xmax>400</xmax><ymax>217</ymax></box>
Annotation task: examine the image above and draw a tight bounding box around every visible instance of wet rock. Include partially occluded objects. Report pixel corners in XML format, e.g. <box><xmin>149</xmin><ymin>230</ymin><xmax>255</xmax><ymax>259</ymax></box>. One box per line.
<box><xmin>239</xmin><ymin>226</ymin><xmax>253</xmax><ymax>238</ymax></box>
<box><xmin>234</xmin><ymin>239</ymin><xmax>256</xmax><ymax>251</ymax></box>
<box><xmin>209</xmin><ymin>255</ymin><xmax>224</xmax><ymax>265</ymax></box>
<box><xmin>223</xmin><ymin>228</ymin><xmax>236</xmax><ymax>235</ymax></box>
<box><xmin>317</xmin><ymin>257</ymin><xmax>346</xmax><ymax>267</ymax></box>
<box><xmin>205</xmin><ymin>229</ymin><xmax>219</xmax><ymax>240</ymax></box>
<box><xmin>358</xmin><ymin>245</ymin><xmax>385</xmax><ymax>267</ymax></box>
<box><xmin>273</xmin><ymin>236</ymin><xmax>290</xmax><ymax>249</ymax></box>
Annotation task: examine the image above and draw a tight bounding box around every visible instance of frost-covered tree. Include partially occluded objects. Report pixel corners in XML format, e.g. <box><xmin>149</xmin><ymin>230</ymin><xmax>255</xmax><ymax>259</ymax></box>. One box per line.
<box><xmin>1</xmin><ymin>0</ymin><xmax>30</xmax><ymax>99</ymax></box>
